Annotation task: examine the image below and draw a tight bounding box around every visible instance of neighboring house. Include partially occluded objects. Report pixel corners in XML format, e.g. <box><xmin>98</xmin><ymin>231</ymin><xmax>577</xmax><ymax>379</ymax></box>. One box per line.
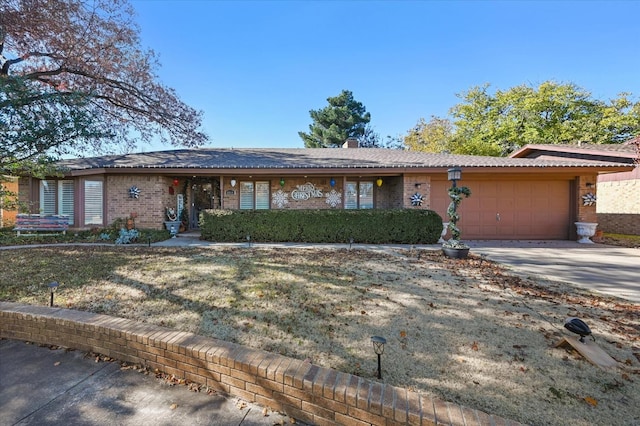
<box><xmin>511</xmin><ymin>141</ymin><xmax>639</xmax><ymax>236</ymax></box>
<box><xmin>17</xmin><ymin>141</ymin><xmax>633</xmax><ymax>240</ymax></box>
<box><xmin>0</xmin><ymin>177</ymin><xmax>19</xmax><ymax>227</ymax></box>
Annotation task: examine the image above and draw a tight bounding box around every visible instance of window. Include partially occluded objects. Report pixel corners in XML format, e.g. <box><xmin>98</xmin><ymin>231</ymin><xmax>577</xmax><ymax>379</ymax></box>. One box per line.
<box><xmin>59</xmin><ymin>181</ymin><xmax>75</xmax><ymax>225</ymax></box>
<box><xmin>84</xmin><ymin>180</ymin><xmax>103</xmax><ymax>225</ymax></box>
<box><xmin>39</xmin><ymin>180</ymin><xmax>75</xmax><ymax>224</ymax></box>
<box><xmin>40</xmin><ymin>180</ymin><xmax>56</xmax><ymax>215</ymax></box>
<box><xmin>345</xmin><ymin>181</ymin><xmax>374</xmax><ymax>209</ymax></box>
<box><xmin>239</xmin><ymin>181</ymin><xmax>270</xmax><ymax>210</ymax></box>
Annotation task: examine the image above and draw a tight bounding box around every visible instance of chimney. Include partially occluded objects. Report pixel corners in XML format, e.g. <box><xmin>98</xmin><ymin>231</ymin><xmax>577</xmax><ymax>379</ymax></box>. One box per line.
<box><xmin>342</xmin><ymin>137</ymin><xmax>359</xmax><ymax>148</ymax></box>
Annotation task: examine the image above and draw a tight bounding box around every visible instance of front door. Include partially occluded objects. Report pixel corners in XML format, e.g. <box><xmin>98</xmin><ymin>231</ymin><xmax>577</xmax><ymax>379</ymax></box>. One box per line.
<box><xmin>189</xmin><ymin>178</ymin><xmax>220</xmax><ymax>229</ymax></box>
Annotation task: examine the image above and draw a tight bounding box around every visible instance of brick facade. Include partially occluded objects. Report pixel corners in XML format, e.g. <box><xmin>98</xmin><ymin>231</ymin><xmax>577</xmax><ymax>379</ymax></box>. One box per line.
<box><xmin>106</xmin><ymin>175</ymin><xmax>175</xmax><ymax>229</ymax></box>
<box><xmin>1</xmin><ymin>302</ymin><xmax>521</xmax><ymax>426</ymax></box>
<box><xmin>575</xmin><ymin>174</ymin><xmax>598</xmax><ymax>224</ymax></box>
<box><xmin>597</xmin><ymin>178</ymin><xmax>640</xmax><ymax>235</ymax></box>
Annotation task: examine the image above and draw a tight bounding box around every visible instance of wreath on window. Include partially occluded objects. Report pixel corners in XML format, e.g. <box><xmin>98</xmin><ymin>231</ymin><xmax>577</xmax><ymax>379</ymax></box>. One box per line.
<box><xmin>129</xmin><ymin>186</ymin><xmax>140</xmax><ymax>199</ymax></box>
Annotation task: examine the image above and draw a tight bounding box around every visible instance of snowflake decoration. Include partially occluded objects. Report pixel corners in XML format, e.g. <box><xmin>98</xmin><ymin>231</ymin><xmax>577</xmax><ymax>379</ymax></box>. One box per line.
<box><xmin>582</xmin><ymin>192</ymin><xmax>597</xmax><ymax>206</ymax></box>
<box><xmin>129</xmin><ymin>186</ymin><xmax>140</xmax><ymax>199</ymax></box>
<box><xmin>410</xmin><ymin>192</ymin><xmax>424</xmax><ymax>206</ymax></box>
<box><xmin>271</xmin><ymin>189</ymin><xmax>289</xmax><ymax>208</ymax></box>
<box><xmin>325</xmin><ymin>190</ymin><xmax>342</xmax><ymax>208</ymax></box>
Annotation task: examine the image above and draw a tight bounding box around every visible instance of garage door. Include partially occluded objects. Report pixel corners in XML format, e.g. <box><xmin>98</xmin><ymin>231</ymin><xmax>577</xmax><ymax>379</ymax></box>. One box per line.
<box><xmin>430</xmin><ymin>180</ymin><xmax>571</xmax><ymax>240</ymax></box>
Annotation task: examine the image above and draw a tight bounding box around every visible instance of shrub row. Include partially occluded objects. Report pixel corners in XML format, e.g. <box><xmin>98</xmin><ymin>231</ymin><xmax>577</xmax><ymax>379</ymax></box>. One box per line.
<box><xmin>200</xmin><ymin>209</ymin><xmax>443</xmax><ymax>244</ymax></box>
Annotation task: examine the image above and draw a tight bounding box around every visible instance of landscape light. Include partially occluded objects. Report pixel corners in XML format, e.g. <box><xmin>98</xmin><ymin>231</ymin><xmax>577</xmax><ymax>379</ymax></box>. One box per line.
<box><xmin>48</xmin><ymin>281</ymin><xmax>59</xmax><ymax>307</ymax></box>
<box><xmin>371</xmin><ymin>335</ymin><xmax>386</xmax><ymax>379</ymax></box>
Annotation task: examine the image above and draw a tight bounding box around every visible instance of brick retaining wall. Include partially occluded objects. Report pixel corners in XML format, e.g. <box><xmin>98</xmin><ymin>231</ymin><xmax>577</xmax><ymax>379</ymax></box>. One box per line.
<box><xmin>0</xmin><ymin>302</ymin><xmax>521</xmax><ymax>426</ymax></box>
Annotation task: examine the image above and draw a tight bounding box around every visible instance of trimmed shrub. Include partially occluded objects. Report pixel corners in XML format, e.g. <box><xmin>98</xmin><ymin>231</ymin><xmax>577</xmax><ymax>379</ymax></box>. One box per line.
<box><xmin>200</xmin><ymin>209</ymin><xmax>442</xmax><ymax>244</ymax></box>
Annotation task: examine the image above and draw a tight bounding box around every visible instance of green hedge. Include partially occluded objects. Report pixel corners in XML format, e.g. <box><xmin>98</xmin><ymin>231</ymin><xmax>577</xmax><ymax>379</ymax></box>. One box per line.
<box><xmin>200</xmin><ymin>209</ymin><xmax>443</xmax><ymax>244</ymax></box>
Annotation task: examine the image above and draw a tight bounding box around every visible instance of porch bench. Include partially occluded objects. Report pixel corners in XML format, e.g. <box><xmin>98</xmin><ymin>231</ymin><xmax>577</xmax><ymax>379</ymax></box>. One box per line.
<box><xmin>14</xmin><ymin>214</ymin><xmax>69</xmax><ymax>236</ymax></box>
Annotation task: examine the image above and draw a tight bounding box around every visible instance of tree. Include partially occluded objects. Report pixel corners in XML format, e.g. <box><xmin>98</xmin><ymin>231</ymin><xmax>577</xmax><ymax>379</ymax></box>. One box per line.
<box><xmin>0</xmin><ymin>0</ymin><xmax>207</xmax><ymax>166</ymax></box>
<box><xmin>447</xmin><ymin>82</ymin><xmax>640</xmax><ymax>156</ymax></box>
<box><xmin>299</xmin><ymin>90</ymin><xmax>371</xmax><ymax>148</ymax></box>
<box><xmin>404</xmin><ymin>116</ymin><xmax>453</xmax><ymax>153</ymax></box>
<box><xmin>358</xmin><ymin>125</ymin><xmax>405</xmax><ymax>149</ymax></box>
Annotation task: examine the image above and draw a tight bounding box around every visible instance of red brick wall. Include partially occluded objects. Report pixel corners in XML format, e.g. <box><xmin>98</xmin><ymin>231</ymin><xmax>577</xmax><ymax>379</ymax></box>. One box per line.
<box><xmin>575</xmin><ymin>174</ymin><xmax>598</xmax><ymax>223</ymax></box>
<box><xmin>106</xmin><ymin>175</ymin><xmax>175</xmax><ymax>229</ymax></box>
<box><xmin>0</xmin><ymin>302</ymin><xmax>516</xmax><ymax>426</ymax></box>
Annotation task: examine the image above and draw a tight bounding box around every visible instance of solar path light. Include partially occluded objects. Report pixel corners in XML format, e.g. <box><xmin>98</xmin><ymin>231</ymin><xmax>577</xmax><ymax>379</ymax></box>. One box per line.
<box><xmin>371</xmin><ymin>335</ymin><xmax>387</xmax><ymax>379</ymax></box>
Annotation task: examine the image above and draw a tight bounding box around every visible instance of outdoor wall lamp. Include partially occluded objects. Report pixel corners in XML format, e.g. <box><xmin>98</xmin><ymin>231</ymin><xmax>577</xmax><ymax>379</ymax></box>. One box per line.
<box><xmin>330</xmin><ymin>177</ymin><xmax>336</xmax><ymax>187</ymax></box>
<box><xmin>415</xmin><ymin>183</ymin><xmax>422</xmax><ymax>189</ymax></box>
<box><xmin>376</xmin><ymin>177</ymin><xmax>383</xmax><ymax>187</ymax></box>
<box><xmin>586</xmin><ymin>182</ymin><xmax>594</xmax><ymax>188</ymax></box>
<box><xmin>280</xmin><ymin>178</ymin><xmax>285</xmax><ymax>187</ymax></box>
<box><xmin>371</xmin><ymin>335</ymin><xmax>386</xmax><ymax>379</ymax></box>
<box><xmin>447</xmin><ymin>167</ymin><xmax>462</xmax><ymax>187</ymax></box>
<box><xmin>48</xmin><ymin>281</ymin><xmax>59</xmax><ymax>307</ymax></box>
<box><xmin>172</xmin><ymin>178</ymin><xmax>179</xmax><ymax>186</ymax></box>
<box><xmin>230</xmin><ymin>179</ymin><xmax>237</xmax><ymax>187</ymax></box>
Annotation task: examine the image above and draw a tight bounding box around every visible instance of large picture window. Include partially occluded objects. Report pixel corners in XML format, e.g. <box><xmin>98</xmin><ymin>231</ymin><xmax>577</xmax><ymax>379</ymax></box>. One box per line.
<box><xmin>39</xmin><ymin>180</ymin><xmax>75</xmax><ymax>225</ymax></box>
<box><xmin>239</xmin><ymin>181</ymin><xmax>270</xmax><ymax>210</ymax></box>
<box><xmin>345</xmin><ymin>181</ymin><xmax>374</xmax><ymax>209</ymax></box>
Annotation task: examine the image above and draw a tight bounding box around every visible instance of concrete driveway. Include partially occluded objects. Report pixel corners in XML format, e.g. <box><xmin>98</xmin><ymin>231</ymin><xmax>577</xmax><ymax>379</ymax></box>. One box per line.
<box><xmin>467</xmin><ymin>240</ymin><xmax>640</xmax><ymax>303</ymax></box>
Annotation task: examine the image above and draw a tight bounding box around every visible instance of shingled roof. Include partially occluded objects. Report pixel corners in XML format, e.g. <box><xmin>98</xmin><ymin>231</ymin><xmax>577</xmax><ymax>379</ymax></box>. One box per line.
<box><xmin>510</xmin><ymin>143</ymin><xmax>638</xmax><ymax>163</ymax></box>
<box><xmin>58</xmin><ymin>148</ymin><xmax>632</xmax><ymax>174</ymax></box>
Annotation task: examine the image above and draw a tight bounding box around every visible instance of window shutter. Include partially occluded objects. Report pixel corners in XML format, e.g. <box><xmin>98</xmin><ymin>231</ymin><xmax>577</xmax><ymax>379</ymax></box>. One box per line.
<box><xmin>40</xmin><ymin>180</ymin><xmax>56</xmax><ymax>215</ymax></box>
<box><xmin>345</xmin><ymin>182</ymin><xmax>358</xmax><ymax>209</ymax></box>
<box><xmin>84</xmin><ymin>181</ymin><xmax>103</xmax><ymax>225</ymax></box>
<box><xmin>59</xmin><ymin>180</ymin><xmax>74</xmax><ymax>224</ymax></box>
<box><xmin>255</xmin><ymin>182</ymin><xmax>270</xmax><ymax>209</ymax></box>
<box><xmin>239</xmin><ymin>182</ymin><xmax>254</xmax><ymax>210</ymax></box>
<box><xmin>359</xmin><ymin>182</ymin><xmax>374</xmax><ymax>209</ymax></box>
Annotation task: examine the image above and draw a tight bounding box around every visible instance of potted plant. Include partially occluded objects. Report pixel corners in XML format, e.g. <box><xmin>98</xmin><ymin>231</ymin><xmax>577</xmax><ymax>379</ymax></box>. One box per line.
<box><xmin>126</xmin><ymin>212</ymin><xmax>137</xmax><ymax>230</ymax></box>
<box><xmin>164</xmin><ymin>207</ymin><xmax>181</xmax><ymax>237</ymax></box>
<box><xmin>442</xmin><ymin>183</ymin><xmax>471</xmax><ymax>258</ymax></box>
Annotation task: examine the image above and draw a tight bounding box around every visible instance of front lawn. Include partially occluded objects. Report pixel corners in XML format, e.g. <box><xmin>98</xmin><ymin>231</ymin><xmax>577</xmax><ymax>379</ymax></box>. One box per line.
<box><xmin>0</xmin><ymin>245</ymin><xmax>638</xmax><ymax>426</ymax></box>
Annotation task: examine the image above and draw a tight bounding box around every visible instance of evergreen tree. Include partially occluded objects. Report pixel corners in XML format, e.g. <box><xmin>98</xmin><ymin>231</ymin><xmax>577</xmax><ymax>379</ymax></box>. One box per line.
<box><xmin>299</xmin><ymin>90</ymin><xmax>371</xmax><ymax>148</ymax></box>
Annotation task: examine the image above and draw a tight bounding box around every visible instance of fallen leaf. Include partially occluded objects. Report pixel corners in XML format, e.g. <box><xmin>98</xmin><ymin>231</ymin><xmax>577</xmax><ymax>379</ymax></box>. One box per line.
<box><xmin>170</xmin><ymin>403</ymin><xmax>178</xmax><ymax>410</ymax></box>
<box><xmin>471</xmin><ymin>341</ymin><xmax>479</xmax><ymax>351</ymax></box>
<box><xmin>262</xmin><ymin>407</ymin><xmax>269</xmax><ymax>416</ymax></box>
<box><xmin>54</xmin><ymin>361</ymin><xmax>61</xmax><ymax>366</ymax></box>
<box><xmin>400</xmin><ymin>330</ymin><xmax>407</xmax><ymax>338</ymax></box>
<box><xmin>583</xmin><ymin>396</ymin><xmax>598</xmax><ymax>407</ymax></box>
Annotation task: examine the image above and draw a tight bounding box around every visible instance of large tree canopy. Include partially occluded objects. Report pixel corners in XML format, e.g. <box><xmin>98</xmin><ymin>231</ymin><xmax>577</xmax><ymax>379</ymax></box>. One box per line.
<box><xmin>405</xmin><ymin>81</ymin><xmax>640</xmax><ymax>156</ymax></box>
<box><xmin>0</xmin><ymin>0</ymin><xmax>207</xmax><ymax>171</ymax></box>
<box><xmin>299</xmin><ymin>90</ymin><xmax>371</xmax><ymax>148</ymax></box>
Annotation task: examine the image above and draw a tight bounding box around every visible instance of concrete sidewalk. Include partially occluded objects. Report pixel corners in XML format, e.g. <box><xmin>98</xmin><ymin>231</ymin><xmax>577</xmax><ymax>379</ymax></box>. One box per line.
<box><xmin>0</xmin><ymin>339</ymin><xmax>296</xmax><ymax>426</ymax></box>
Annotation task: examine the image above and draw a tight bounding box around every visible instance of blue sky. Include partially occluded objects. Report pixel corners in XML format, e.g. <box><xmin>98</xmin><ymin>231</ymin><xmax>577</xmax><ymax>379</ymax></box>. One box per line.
<box><xmin>131</xmin><ymin>0</ymin><xmax>640</xmax><ymax>150</ymax></box>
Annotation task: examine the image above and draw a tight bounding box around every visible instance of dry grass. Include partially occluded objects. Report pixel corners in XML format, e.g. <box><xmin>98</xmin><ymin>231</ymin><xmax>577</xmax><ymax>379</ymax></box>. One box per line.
<box><xmin>1</xmin><ymin>245</ymin><xmax>638</xmax><ymax>426</ymax></box>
